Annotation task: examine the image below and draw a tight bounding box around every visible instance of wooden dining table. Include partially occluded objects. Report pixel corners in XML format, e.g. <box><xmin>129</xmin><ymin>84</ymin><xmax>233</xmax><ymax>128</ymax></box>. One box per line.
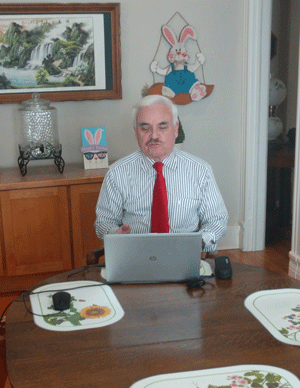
<box><xmin>5</xmin><ymin>261</ymin><xmax>300</xmax><ymax>388</ymax></box>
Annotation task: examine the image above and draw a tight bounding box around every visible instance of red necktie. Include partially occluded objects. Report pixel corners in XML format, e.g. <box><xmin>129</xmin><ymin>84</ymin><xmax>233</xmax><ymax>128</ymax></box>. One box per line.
<box><xmin>151</xmin><ymin>162</ymin><xmax>169</xmax><ymax>233</ymax></box>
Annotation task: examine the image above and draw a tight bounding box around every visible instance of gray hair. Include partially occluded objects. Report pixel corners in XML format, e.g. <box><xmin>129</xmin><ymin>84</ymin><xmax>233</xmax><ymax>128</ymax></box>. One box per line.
<box><xmin>132</xmin><ymin>95</ymin><xmax>178</xmax><ymax>129</ymax></box>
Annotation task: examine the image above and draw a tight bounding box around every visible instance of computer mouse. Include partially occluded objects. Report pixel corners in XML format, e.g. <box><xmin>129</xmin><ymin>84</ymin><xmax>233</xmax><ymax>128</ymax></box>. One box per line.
<box><xmin>52</xmin><ymin>291</ymin><xmax>71</xmax><ymax>311</ymax></box>
<box><xmin>214</xmin><ymin>256</ymin><xmax>232</xmax><ymax>279</ymax></box>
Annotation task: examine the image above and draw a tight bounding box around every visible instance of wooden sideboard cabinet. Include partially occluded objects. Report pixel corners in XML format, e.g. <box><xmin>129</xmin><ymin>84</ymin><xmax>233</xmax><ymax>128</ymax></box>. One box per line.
<box><xmin>0</xmin><ymin>227</ymin><xmax>3</xmax><ymax>277</ymax></box>
<box><xmin>0</xmin><ymin>163</ymin><xmax>106</xmax><ymax>294</ymax></box>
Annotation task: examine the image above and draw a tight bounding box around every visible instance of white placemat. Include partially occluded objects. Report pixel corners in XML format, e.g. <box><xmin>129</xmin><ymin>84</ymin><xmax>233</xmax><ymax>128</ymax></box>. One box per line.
<box><xmin>130</xmin><ymin>364</ymin><xmax>299</xmax><ymax>388</ymax></box>
<box><xmin>29</xmin><ymin>280</ymin><xmax>124</xmax><ymax>331</ymax></box>
<box><xmin>100</xmin><ymin>260</ymin><xmax>213</xmax><ymax>280</ymax></box>
<box><xmin>200</xmin><ymin>260</ymin><xmax>213</xmax><ymax>276</ymax></box>
<box><xmin>244</xmin><ymin>288</ymin><xmax>300</xmax><ymax>345</ymax></box>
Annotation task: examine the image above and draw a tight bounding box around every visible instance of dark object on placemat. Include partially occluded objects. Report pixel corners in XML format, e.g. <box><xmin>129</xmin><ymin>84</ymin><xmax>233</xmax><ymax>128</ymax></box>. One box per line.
<box><xmin>52</xmin><ymin>291</ymin><xmax>71</xmax><ymax>311</ymax></box>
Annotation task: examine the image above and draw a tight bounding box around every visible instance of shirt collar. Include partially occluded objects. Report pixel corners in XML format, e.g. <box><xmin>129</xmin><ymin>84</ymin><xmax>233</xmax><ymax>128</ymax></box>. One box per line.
<box><xmin>139</xmin><ymin>148</ymin><xmax>178</xmax><ymax>172</ymax></box>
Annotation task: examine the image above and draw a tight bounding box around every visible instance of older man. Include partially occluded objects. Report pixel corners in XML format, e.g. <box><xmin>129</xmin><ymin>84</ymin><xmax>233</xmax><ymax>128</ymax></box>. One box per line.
<box><xmin>94</xmin><ymin>95</ymin><xmax>228</xmax><ymax>252</ymax></box>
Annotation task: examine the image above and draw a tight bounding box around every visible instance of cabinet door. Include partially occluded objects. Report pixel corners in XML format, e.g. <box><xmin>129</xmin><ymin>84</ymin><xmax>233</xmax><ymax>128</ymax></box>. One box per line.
<box><xmin>70</xmin><ymin>183</ymin><xmax>103</xmax><ymax>268</ymax></box>
<box><xmin>1</xmin><ymin>187</ymin><xmax>72</xmax><ymax>276</ymax></box>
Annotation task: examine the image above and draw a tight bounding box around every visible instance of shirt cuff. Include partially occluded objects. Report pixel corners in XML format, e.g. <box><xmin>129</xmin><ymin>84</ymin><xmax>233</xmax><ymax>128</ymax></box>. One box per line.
<box><xmin>202</xmin><ymin>231</ymin><xmax>217</xmax><ymax>252</ymax></box>
<box><xmin>108</xmin><ymin>226</ymin><xmax>120</xmax><ymax>234</ymax></box>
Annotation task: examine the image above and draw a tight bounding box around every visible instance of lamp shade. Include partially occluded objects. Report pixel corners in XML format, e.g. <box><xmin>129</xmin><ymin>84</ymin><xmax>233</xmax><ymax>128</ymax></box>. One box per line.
<box><xmin>269</xmin><ymin>78</ymin><xmax>287</xmax><ymax>106</ymax></box>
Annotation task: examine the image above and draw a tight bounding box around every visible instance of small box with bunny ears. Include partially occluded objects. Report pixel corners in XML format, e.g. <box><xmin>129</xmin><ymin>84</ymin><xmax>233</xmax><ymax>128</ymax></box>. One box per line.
<box><xmin>81</xmin><ymin>127</ymin><xmax>109</xmax><ymax>169</ymax></box>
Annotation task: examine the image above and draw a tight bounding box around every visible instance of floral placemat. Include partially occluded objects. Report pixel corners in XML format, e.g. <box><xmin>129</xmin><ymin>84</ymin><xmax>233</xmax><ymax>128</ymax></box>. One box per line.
<box><xmin>29</xmin><ymin>280</ymin><xmax>124</xmax><ymax>331</ymax></box>
<box><xmin>129</xmin><ymin>365</ymin><xmax>299</xmax><ymax>388</ymax></box>
<box><xmin>244</xmin><ymin>288</ymin><xmax>300</xmax><ymax>345</ymax></box>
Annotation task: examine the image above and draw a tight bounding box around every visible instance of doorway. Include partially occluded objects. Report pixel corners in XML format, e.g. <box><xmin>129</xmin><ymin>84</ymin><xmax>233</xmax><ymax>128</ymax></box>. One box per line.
<box><xmin>265</xmin><ymin>0</ymin><xmax>299</xmax><ymax>250</ymax></box>
<box><xmin>241</xmin><ymin>0</ymin><xmax>299</xmax><ymax>253</ymax></box>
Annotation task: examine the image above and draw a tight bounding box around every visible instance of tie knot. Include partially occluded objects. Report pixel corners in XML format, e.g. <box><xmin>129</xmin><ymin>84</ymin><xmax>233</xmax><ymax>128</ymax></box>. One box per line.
<box><xmin>153</xmin><ymin>162</ymin><xmax>163</xmax><ymax>174</ymax></box>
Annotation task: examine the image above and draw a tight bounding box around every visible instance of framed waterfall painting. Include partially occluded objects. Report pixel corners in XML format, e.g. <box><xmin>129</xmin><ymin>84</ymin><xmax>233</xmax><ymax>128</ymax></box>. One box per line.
<box><xmin>0</xmin><ymin>3</ymin><xmax>121</xmax><ymax>104</ymax></box>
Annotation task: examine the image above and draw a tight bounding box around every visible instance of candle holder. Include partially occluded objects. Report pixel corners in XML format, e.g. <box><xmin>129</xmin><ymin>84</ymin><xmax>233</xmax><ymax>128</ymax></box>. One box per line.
<box><xmin>18</xmin><ymin>93</ymin><xmax>65</xmax><ymax>176</ymax></box>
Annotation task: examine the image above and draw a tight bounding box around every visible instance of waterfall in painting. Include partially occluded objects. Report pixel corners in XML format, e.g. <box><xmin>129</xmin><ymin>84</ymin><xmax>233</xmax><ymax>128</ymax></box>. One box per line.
<box><xmin>28</xmin><ymin>42</ymin><xmax>54</xmax><ymax>69</ymax></box>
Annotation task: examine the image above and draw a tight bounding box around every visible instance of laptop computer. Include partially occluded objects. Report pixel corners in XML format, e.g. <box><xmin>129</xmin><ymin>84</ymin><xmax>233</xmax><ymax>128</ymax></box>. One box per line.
<box><xmin>103</xmin><ymin>232</ymin><xmax>203</xmax><ymax>284</ymax></box>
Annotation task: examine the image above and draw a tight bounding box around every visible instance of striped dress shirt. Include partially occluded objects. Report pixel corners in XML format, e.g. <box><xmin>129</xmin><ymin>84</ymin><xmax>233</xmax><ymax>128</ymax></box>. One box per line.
<box><xmin>94</xmin><ymin>148</ymin><xmax>228</xmax><ymax>252</ymax></box>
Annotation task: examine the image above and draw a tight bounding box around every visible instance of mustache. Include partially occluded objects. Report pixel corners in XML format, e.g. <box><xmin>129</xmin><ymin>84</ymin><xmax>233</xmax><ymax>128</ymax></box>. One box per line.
<box><xmin>146</xmin><ymin>139</ymin><xmax>163</xmax><ymax>146</ymax></box>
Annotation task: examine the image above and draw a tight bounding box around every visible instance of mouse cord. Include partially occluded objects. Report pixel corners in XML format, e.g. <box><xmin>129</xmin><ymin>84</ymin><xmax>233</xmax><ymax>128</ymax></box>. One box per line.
<box><xmin>22</xmin><ymin>293</ymin><xmax>65</xmax><ymax>318</ymax></box>
<box><xmin>67</xmin><ymin>264</ymin><xmax>105</xmax><ymax>279</ymax></box>
<box><xmin>0</xmin><ymin>295</ymin><xmax>22</xmax><ymax>323</ymax></box>
<box><xmin>1</xmin><ymin>282</ymin><xmax>109</xmax><ymax>321</ymax></box>
<box><xmin>0</xmin><ymin>290</ymin><xmax>38</xmax><ymax>323</ymax></box>
<box><xmin>21</xmin><ymin>283</ymin><xmax>109</xmax><ymax>318</ymax></box>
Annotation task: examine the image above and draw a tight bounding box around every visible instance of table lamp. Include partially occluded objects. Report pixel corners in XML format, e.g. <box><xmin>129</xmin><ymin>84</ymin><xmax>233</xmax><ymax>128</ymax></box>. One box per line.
<box><xmin>18</xmin><ymin>93</ymin><xmax>65</xmax><ymax>176</ymax></box>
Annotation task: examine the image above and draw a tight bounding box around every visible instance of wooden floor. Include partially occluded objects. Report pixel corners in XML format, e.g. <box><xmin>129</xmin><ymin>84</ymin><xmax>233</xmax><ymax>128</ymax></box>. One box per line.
<box><xmin>218</xmin><ymin>238</ymin><xmax>291</xmax><ymax>275</ymax></box>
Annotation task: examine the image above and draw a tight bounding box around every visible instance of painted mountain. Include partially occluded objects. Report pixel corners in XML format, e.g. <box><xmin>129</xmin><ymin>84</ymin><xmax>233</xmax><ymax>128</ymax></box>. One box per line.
<box><xmin>0</xmin><ymin>16</ymin><xmax>96</xmax><ymax>89</ymax></box>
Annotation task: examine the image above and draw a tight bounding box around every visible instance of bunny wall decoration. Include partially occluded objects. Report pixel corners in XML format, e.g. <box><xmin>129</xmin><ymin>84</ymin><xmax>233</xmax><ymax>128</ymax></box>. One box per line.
<box><xmin>81</xmin><ymin>127</ymin><xmax>109</xmax><ymax>169</ymax></box>
<box><xmin>150</xmin><ymin>24</ymin><xmax>207</xmax><ymax>102</ymax></box>
<box><xmin>147</xmin><ymin>18</ymin><xmax>215</xmax><ymax>106</ymax></box>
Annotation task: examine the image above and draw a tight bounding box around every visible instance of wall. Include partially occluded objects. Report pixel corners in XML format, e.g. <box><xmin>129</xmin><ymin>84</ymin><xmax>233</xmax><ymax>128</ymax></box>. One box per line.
<box><xmin>0</xmin><ymin>0</ymin><xmax>247</xmax><ymax>249</ymax></box>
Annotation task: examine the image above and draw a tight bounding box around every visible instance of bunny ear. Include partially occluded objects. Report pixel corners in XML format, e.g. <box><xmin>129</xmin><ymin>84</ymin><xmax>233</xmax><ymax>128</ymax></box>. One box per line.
<box><xmin>84</xmin><ymin>129</ymin><xmax>94</xmax><ymax>145</ymax></box>
<box><xmin>94</xmin><ymin>128</ymin><xmax>103</xmax><ymax>145</ymax></box>
<box><xmin>179</xmin><ymin>25</ymin><xmax>197</xmax><ymax>44</ymax></box>
<box><xmin>162</xmin><ymin>25</ymin><xmax>177</xmax><ymax>46</ymax></box>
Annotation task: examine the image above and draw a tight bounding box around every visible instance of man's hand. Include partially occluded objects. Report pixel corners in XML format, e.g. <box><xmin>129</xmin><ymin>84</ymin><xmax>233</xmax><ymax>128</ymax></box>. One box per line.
<box><xmin>116</xmin><ymin>224</ymin><xmax>131</xmax><ymax>234</ymax></box>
